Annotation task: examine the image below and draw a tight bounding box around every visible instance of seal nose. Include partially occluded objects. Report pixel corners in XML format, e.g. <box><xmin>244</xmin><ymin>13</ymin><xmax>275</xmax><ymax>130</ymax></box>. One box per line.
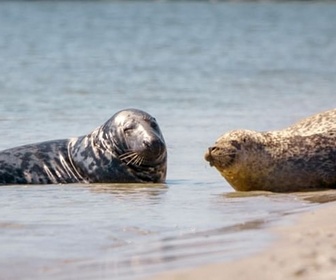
<box><xmin>204</xmin><ymin>147</ymin><xmax>216</xmax><ymax>166</ymax></box>
<box><xmin>143</xmin><ymin>140</ymin><xmax>150</xmax><ymax>148</ymax></box>
<box><xmin>143</xmin><ymin>138</ymin><xmax>163</xmax><ymax>155</ymax></box>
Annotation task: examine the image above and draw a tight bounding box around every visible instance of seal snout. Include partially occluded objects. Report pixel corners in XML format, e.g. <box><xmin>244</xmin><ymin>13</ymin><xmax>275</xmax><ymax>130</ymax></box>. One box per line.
<box><xmin>143</xmin><ymin>139</ymin><xmax>151</xmax><ymax>148</ymax></box>
<box><xmin>143</xmin><ymin>138</ymin><xmax>163</xmax><ymax>151</ymax></box>
<box><xmin>141</xmin><ymin>137</ymin><xmax>166</xmax><ymax>162</ymax></box>
<box><xmin>205</xmin><ymin>146</ymin><xmax>216</xmax><ymax>167</ymax></box>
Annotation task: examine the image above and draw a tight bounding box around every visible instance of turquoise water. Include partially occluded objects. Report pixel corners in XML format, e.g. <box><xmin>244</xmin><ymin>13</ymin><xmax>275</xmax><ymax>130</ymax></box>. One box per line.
<box><xmin>0</xmin><ymin>1</ymin><xmax>336</xmax><ymax>279</ymax></box>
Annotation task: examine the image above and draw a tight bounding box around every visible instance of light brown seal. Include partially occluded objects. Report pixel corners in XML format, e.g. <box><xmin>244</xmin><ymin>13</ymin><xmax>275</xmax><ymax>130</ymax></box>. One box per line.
<box><xmin>204</xmin><ymin>109</ymin><xmax>336</xmax><ymax>192</ymax></box>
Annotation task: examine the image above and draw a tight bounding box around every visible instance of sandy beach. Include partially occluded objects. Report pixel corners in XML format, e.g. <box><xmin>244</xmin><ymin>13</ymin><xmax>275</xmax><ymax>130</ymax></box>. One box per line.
<box><xmin>150</xmin><ymin>200</ymin><xmax>336</xmax><ymax>280</ymax></box>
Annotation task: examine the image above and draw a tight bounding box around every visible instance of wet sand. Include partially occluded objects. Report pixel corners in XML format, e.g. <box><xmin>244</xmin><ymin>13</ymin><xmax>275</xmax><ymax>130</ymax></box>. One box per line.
<box><xmin>150</xmin><ymin>200</ymin><xmax>336</xmax><ymax>280</ymax></box>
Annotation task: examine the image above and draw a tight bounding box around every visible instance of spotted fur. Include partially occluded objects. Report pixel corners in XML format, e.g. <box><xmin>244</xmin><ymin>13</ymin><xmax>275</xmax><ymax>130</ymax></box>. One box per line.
<box><xmin>0</xmin><ymin>109</ymin><xmax>167</xmax><ymax>185</ymax></box>
<box><xmin>205</xmin><ymin>109</ymin><xmax>336</xmax><ymax>192</ymax></box>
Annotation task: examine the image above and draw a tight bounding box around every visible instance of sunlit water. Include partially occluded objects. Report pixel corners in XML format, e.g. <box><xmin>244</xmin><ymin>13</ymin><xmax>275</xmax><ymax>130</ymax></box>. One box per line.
<box><xmin>0</xmin><ymin>1</ymin><xmax>336</xmax><ymax>279</ymax></box>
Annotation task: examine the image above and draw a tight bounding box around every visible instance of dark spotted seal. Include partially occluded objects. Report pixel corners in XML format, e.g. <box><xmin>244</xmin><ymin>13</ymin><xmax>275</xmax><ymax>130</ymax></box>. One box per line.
<box><xmin>0</xmin><ymin>109</ymin><xmax>167</xmax><ymax>185</ymax></box>
<box><xmin>204</xmin><ymin>109</ymin><xmax>336</xmax><ymax>192</ymax></box>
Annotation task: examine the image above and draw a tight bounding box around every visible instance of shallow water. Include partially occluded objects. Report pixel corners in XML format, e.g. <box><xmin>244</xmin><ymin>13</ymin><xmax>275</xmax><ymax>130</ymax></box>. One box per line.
<box><xmin>0</xmin><ymin>1</ymin><xmax>336</xmax><ymax>279</ymax></box>
<box><xmin>0</xmin><ymin>185</ymin><xmax>320</xmax><ymax>280</ymax></box>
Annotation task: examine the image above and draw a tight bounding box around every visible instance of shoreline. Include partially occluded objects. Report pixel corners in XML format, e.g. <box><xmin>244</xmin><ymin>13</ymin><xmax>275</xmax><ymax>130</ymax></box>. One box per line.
<box><xmin>149</xmin><ymin>201</ymin><xmax>336</xmax><ymax>280</ymax></box>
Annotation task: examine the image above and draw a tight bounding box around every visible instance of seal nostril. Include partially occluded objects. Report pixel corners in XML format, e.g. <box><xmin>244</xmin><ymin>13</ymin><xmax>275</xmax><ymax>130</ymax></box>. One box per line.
<box><xmin>143</xmin><ymin>140</ymin><xmax>150</xmax><ymax>148</ymax></box>
<box><xmin>210</xmin><ymin>146</ymin><xmax>218</xmax><ymax>152</ymax></box>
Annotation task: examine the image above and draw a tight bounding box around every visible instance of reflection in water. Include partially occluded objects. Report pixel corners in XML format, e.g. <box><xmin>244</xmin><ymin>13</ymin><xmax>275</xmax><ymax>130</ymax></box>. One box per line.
<box><xmin>0</xmin><ymin>184</ymin><xmax>322</xmax><ymax>280</ymax></box>
<box><xmin>296</xmin><ymin>190</ymin><xmax>336</xmax><ymax>204</ymax></box>
<box><xmin>224</xmin><ymin>191</ymin><xmax>275</xmax><ymax>198</ymax></box>
<box><xmin>87</xmin><ymin>183</ymin><xmax>168</xmax><ymax>197</ymax></box>
<box><xmin>224</xmin><ymin>189</ymin><xmax>336</xmax><ymax>204</ymax></box>
<box><xmin>46</xmin><ymin>217</ymin><xmax>271</xmax><ymax>280</ymax></box>
<box><xmin>0</xmin><ymin>222</ymin><xmax>25</xmax><ymax>229</ymax></box>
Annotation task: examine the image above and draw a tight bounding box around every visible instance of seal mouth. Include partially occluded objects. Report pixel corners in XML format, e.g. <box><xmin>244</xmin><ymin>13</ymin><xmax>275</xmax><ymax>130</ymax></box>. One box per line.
<box><xmin>204</xmin><ymin>146</ymin><xmax>236</xmax><ymax>169</ymax></box>
<box><xmin>143</xmin><ymin>141</ymin><xmax>167</xmax><ymax>165</ymax></box>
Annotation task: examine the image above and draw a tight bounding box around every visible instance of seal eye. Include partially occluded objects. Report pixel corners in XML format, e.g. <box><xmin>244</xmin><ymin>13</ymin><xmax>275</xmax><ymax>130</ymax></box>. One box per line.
<box><xmin>231</xmin><ymin>140</ymin><xmax>241</xmax><ymax>150</ymax></box>
<box><xmin>123</xmin><ymin>123</ymin><xmax>136</xmax><ymax>134</ymax></box>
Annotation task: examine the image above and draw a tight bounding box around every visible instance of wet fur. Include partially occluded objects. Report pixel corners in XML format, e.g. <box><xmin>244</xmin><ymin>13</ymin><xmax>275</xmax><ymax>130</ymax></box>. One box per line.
<box><xmin>0</xmin><ymin>109</ymin><xmax>167</xmax><ymax>185</ymax></box>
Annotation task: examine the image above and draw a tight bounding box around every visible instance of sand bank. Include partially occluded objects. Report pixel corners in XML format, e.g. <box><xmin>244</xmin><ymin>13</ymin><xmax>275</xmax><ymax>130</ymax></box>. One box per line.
<box><xmin>150</xmin><ymin>201</ymin><xmax>336</xmax><ymax>280</ymax></box>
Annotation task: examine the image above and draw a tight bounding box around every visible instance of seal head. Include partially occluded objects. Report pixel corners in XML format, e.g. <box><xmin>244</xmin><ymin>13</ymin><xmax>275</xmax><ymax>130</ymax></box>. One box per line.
<box><xmin>70</xmin><ymin>108</ymin><xmax>167</xmax><ymax>184</ymax></box>
<box><xmin>205</xmin><ymin>130</ymin><xmax>270</xmax><ymax>191</ymax></box>
<box><xmin>111</xmin><ymin>109</ymin><xmax>166</xmax><ymax>168</ymax></box>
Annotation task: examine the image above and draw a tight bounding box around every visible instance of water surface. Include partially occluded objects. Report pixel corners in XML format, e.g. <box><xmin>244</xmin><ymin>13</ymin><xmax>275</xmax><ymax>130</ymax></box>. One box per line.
<box><xmin>0</xmin><ymin>1</ymin><xmax>336</xmax><ymax>279</ymax></box>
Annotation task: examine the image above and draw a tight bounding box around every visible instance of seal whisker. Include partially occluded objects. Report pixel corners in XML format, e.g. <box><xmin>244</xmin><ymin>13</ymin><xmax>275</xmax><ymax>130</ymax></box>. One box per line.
<box><xmin>120</xmin><ymin>152</ymin><xmax>137</xmax><ymax>161</ymax></box>
<box><xmin>131</xmin><ymin>155</ymin><xmax>139</xmax><ymax>166</ymax></box>
<box><xmin>130</xmin><ymin>155</ymin><xmax>139</xmax><ymax>166</ymax></box>
<box><xmin>125</xmin><ymin>153</ymin><xmax>140</xmax><ymax>166</ymax></box>
<box><xmin>135</xmin><ymin>155</ymin><xmax>144</xmax><ymax>166</ymax></box>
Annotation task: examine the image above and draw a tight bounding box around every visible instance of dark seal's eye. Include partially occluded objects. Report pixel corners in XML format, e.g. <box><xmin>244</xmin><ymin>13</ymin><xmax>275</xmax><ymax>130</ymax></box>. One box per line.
<box><xmin>230</xmin><ymin>140</ymin><xmax>241</xmax><ymax>150</ymax></box>
<box><xmin>123</xmin><ymin>123</ymin><xmax>136</xmax><ymax>133</ymax></box>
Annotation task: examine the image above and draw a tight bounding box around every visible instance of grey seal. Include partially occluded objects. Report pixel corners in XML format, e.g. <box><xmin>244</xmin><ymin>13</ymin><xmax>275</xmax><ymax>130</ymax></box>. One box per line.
<box><xmin>0</xmin><ymin>109</ymin><xmax>167</xmax><ymax>185</ymax></box>
<box><xmin>204</xmin><ymin>109</ymin><xmax>336</xmax><ymax>192</ymax></box>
